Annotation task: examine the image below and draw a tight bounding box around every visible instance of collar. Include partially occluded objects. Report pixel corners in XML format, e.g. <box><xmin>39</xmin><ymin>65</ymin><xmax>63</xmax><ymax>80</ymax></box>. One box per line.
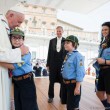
<box><xmin>1</xmin><ymin>15</ymin><xmax>10</xmax><ymax>35</ymax></box>
<box><xmin>57</xmin><ymin>37</ymin><xmax>62</xmax><ymax>40</ymax></box>
<box><xmin>73</xmin><ymin>50</ymin><xmax>78</xmax><ymax>52</ymax></box>
<box><xmin>1</xmin><ymin>14</ymin><xmax>9</xmax><ymax>25</ymax></box>
<box><xmin>67</xmin><ymin>50</ymin><xmax>78</xmax><ymax>56</ymax></box>
<box><xmin>1</xmin><ymin>14</ymin><xmax>10</xmax><ymax>29</ymax></box>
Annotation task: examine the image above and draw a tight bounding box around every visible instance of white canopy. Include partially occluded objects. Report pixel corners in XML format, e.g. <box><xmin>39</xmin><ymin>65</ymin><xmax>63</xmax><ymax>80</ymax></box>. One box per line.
<box><xmin>0</xmin><ymin>0</ymin><xmax>110</xmax><ymax>14</ymax></box>
<box><xmin>0</xmin><ymin>0</ymin><xmax>18</xmax><ymax>13</ymax></box>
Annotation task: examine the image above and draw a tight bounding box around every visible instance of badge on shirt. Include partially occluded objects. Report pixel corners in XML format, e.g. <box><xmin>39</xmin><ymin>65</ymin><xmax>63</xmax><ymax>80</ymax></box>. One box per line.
<box><xmin>17</xmin><ymin>63</ymin><xmax>22</xmax><ymax>67</ymax></box>
<box><xmin>17</xmin><ymin>62</ymin><xmax>25</xmax><ymax>67</ymax></box>
<box><xmin>80</xmin><ymin>59</ymin><xmax>83</xmax><ymax>66</ymax></box>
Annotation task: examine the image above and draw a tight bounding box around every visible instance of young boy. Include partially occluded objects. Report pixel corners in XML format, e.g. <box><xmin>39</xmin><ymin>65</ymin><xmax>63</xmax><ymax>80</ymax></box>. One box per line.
<box><xmin>61</xmin><ymin>35</ymin><xmax>85</xmax><ymax>110</ymax></box>
<box><xmin>0</xmin><ymin>28</ymin><xmax>39</xmax><ymax>110</ymax></box>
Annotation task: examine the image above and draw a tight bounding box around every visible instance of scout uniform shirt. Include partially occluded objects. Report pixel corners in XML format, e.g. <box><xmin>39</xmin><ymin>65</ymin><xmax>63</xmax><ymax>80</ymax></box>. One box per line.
<box><xmin>101</xmin><ymin>47</ymin><xmax>110</xmax><ymax>60</ymax></box>
<box><xmin>12</xmin><ymin>52</ymin><xmax>32</xmax><ymax>76</ymax></box>
<box><xmin>61</xmin><ymin>50</ymin><xmax>85</xmax><ymax>82</ymax></box>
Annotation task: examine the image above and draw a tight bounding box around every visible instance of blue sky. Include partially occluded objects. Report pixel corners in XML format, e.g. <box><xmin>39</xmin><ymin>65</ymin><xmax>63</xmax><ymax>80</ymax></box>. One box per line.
<box><xmin>57</xmin><ymin>1</ymin><xmax>110</xmax><ymax>32</ymax></box>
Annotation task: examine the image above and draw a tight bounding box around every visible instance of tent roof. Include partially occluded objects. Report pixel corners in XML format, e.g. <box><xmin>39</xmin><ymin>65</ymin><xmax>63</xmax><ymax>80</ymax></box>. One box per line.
<box><xmin>0</xmin><ymin>0</ymin><xmax>109</xmax><ymax>14</ymax></box>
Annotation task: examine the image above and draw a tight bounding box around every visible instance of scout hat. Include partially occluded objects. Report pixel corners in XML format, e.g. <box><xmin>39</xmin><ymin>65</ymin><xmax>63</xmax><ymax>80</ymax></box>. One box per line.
<box><xmin>65</xmin><ymin>35</ymin><xmax>79</xmax><ymax>45</ymax></box>
<box><xmin>10</xmin><ymin>28</ymin><xmax>25</xmax><ymax>39</ymax></box>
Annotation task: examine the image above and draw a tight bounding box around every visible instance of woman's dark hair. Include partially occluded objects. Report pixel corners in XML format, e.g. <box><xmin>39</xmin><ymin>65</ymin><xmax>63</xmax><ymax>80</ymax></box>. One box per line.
<box><xmin>100</xmin><ymin>22</ymin><xmax>110</xmax><ymax>48</ymax></box>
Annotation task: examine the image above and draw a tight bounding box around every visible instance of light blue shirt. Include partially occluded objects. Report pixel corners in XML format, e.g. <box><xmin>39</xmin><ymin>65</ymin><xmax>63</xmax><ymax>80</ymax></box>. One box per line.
<box><xmin>12</xmin><ymin>52</ymin><xmax>32</xmax><ymax>76</ymax></box>
<box><xmin>101</xmin><ymin>47</ymin><xmax>110</xmax><ymax>60</ymax></box>
<box><xmin>61</xmin><ymin>50</ymin><xmax>85</xmax><ymax>82</ymax></box>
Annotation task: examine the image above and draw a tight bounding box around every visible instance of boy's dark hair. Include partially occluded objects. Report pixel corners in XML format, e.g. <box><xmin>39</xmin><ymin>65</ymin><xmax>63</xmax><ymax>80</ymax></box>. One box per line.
<box><xmin>72</xmin><ymin>42</ymin><xmax>78</xmax><ymax>49</ymax></box>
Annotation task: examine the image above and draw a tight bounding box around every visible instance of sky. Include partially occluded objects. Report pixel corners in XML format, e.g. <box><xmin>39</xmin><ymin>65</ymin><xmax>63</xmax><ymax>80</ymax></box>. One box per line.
<box><xmin>57</xmin><ymin>1</ymin><xmax>110</xmax><ymax>32</ymax></box>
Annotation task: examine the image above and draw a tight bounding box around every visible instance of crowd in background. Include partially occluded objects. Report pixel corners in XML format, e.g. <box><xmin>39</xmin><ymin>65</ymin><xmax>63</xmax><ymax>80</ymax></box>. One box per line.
<box><xmin>31</xmin><ymin>58</ymin><xmax>49</xmax><ymax>77</ymax></box>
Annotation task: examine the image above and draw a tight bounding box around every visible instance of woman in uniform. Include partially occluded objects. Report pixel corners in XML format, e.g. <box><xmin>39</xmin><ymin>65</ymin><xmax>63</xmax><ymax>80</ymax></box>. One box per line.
<box><xmin>96</xmin><ymin>22</ymin><xmax>110</xmax><ymax>110</ymax></box>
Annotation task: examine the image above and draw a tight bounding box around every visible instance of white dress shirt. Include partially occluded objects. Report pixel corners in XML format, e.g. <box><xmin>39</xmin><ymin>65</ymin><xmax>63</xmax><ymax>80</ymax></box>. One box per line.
<box><xmin>56</xmin><ymin>37</ymin><xmax>62</xmax><ymax>52</ymax></box>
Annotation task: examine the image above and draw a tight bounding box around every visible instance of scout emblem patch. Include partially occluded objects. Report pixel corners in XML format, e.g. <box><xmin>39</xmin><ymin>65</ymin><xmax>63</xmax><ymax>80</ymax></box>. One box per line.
<box><xmin>80</xmin><ymin>59</ymin><xmax>83</xmax><ymax>66</ymax></box>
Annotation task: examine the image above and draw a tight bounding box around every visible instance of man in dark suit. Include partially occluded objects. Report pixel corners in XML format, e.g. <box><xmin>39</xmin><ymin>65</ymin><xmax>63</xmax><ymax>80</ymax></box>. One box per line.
<box><xmin>46</xmin><ymin>26</ymin><xmax>67</xmax><ymax>103</ymax></box>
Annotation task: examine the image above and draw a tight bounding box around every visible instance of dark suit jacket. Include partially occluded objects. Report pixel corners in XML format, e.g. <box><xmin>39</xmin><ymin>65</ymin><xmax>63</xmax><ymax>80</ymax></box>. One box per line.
<box><xmin>46</xmin><ymin>37</ymin><xmax>66</xmax><ymax>70</ymax></box>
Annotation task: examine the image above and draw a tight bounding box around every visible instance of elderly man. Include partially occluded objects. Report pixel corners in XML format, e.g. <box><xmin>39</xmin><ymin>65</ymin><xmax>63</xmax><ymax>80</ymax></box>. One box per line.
<box><xmin>0</xmin><ymin>7</ymin><xmax>28</xmax><ymax>110</ymax></box>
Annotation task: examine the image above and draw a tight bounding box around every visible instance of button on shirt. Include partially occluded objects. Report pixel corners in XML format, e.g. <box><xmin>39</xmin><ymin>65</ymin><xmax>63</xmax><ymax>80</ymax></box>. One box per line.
<box><xmin>56</xmin><ymin>37</ymin><xmax>62</xmax><ymax>52</ymax></box>
<box><xmin>12</xmin><ymin>52</ymin><xmax>32</xmax><ymax>76</ymax></box>
<box><xmin>61</xmin><ymin>50</ymin><xmax>85</xmax><ymax>82</ymax></box>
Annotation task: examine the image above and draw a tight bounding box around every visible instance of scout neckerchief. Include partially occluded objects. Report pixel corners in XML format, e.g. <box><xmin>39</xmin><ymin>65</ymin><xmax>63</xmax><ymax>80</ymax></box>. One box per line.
<box><xmin>61</xmin><ymin>50</ymin><xmax>78</xmax><ymax>74</ymax></box>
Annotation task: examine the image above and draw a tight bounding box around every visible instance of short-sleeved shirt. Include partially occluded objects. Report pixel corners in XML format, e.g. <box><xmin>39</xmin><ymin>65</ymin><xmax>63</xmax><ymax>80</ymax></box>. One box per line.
<box><xmin>101</xmin><ymin>47</ymin><xmax>110</xmax><ymax>60</ymax></box>
<box><xmin>61</xmin><ymin>50</ymin><xmax>85</xmax><ymax>82</ymax></box>
<box><xmin>12</xmin><ymin>52</ymin><xmax>32</xmax><ymax>76</ymax></box>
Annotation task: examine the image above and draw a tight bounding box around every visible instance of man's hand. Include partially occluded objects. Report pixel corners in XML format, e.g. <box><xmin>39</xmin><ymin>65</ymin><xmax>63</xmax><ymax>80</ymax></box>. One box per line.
<box><xmin>97</xmin><ymin>58</ymin><xmax>105</xmax><ymax>65</ymax></box>
<box><xmin>20</xmin><ymin>45</ymin><xmax>29</xmax><ymax>55</ymax></box>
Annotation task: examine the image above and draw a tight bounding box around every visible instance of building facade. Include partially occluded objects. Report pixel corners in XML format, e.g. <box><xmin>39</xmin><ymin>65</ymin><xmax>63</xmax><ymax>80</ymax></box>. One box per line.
<box><xmin>17</xmin><ymin>3</ymin><xmax>99</xmax><ymax>70</ymax></box>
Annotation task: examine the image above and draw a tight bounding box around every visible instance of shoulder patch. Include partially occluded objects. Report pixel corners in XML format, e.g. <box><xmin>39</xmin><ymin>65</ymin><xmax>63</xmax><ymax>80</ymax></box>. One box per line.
<box><xmin>80</xmin><ymin>59</ymin><xmax>83</xmax><ymax>66</ymax></box>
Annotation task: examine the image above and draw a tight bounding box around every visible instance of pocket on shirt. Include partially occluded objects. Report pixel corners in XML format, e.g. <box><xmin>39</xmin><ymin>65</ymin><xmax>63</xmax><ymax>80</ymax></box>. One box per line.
<box><xmin>66</xmin><ymin>61</ymin><xmax>73</xmax><ymax>68</ymax></box>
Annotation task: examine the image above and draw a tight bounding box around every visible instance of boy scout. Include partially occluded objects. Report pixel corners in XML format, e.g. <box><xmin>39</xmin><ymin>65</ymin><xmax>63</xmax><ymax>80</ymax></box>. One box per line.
<box><xmin>61</xmin><ymin>35</ymin><xmax>85</xmax><ymax>110</ymax></box>
<box><xmin>0</xmin><ymin>28</ymin><xmax>39</xmax><ymax>110</ymax></box>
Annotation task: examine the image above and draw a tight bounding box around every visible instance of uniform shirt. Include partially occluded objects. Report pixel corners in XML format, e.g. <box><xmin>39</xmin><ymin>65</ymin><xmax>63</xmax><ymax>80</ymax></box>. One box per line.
<box><xmin>56</xmin><ymin>37</ymin><xmax>62</xmax><ymax>52</ymax></box>
<box><xmin>101</xmin><ymin>47</ymin><xmax>110</xmax><ymax>60</ymax></box>
<box><xmin>61</xmin><ymin>50</ymin><xmax>85</xmax><ymax>82</ymax></box>
<box><xmin>12</xmin><ymin>52</ymin><xmax>32</xmax><ymax>76</ymax></box>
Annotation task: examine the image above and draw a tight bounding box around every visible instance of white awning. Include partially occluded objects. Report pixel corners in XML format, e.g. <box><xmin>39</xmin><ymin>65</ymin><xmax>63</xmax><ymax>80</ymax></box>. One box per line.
<box><xmin>0</xmin><ymin>0</ymin><xmax>110</xmax><ymax>14</ymax></box>
<box><xmin>0</xmin><ymin>0</ymin><xmax>18</xmax><ymax>13</ymax></box>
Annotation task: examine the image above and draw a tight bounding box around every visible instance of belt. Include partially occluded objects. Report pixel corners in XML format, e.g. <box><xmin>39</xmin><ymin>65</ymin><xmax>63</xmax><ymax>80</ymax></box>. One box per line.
<box><xmin>100</xmin><ymin>66</ymin><xmax>110</xmax><ymax>69</ymax></box>
<box><xmin>13</xmin><ymin>72</ymin><xmax>32</xmax><ymax>81</ymax></box>
<box><xmin>63</xmin><ymin>79</ymin><xmax>76</xmax><ymax>84</ymax></box>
